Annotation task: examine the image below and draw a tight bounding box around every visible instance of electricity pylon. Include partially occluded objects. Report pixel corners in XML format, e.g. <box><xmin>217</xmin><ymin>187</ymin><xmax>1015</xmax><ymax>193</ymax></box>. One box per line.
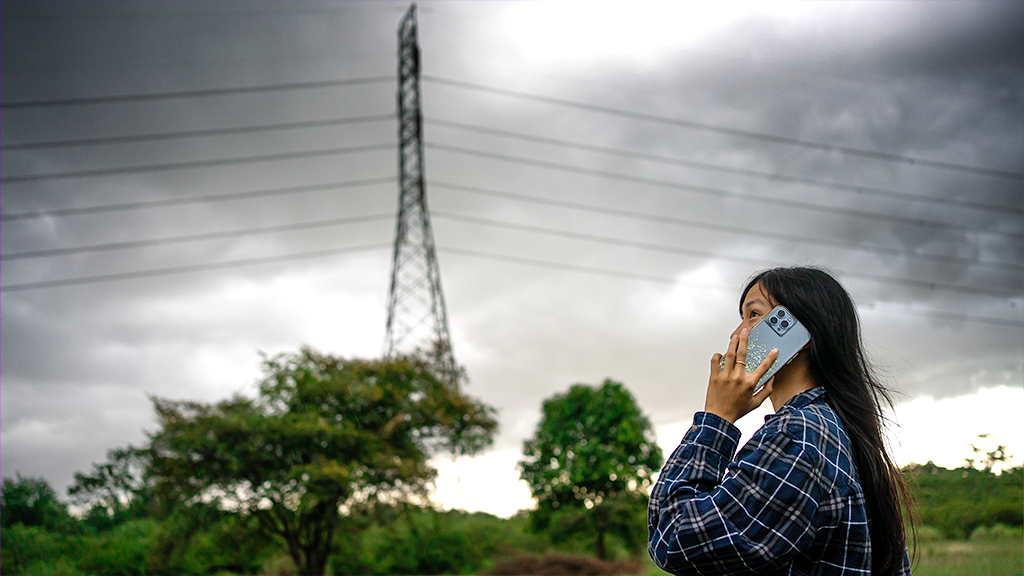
<box><xmin>383</xmin><ymin>4</ymin><xmax>457</xmax><ymax>379</ymax></box>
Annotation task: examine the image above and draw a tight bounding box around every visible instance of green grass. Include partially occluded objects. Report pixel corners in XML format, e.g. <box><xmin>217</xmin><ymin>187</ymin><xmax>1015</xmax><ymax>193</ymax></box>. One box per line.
<box><xmin>912</xmin><ymin>526</ymin><xmax>1023</xmax><ymax>576</ymax></box>
<box><xmin>637</xmin><ymin>527</ymin><xmax>1023</xmax><ymax>576</ymax></box>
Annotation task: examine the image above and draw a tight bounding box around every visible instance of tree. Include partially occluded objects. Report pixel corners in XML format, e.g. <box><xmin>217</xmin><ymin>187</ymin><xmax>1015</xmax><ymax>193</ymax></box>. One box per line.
<box><xmin>146</xmin><ymin>346</ymin><xmax>497</xmax><ymax>576</ymax></box>
<box><xmin>1</xmin><ymin>474</ymin><xmax>75</xmax><ymax>533</ymax></box>
<box><xmin>69</xmin><ymin>446</ymin><xmax>153</xmax><ymax>530</ymax></box>
<box><xmin>964</xmin><ymin>433</ymin><xmax>1011</xmax><ymax>473</ymax></box>
<box><xmin>518</xmin><ymin>379</ymin><xmax>663</xmax><ymax>559</ymax></box>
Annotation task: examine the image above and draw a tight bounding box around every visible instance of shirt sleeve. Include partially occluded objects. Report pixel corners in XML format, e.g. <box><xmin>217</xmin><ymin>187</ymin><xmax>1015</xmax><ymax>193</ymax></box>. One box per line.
<box><xmin>648</xmin><ymin>411</ymin><xmax>825</xmax><ymax>576</ymax></box>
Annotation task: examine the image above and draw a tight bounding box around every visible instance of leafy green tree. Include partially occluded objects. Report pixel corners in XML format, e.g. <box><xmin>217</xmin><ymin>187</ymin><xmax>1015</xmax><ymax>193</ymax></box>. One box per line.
<box><xmin>69</xmin><ymin>446</ymin><xmax>153</xmax><ymax>531</ymax></box>
<box><xmin>146</xmin><ymin>346</ymin><xmax>497</xmax><ymax>576</ymax></box>
<box><xmin>1</xmin><ymin>474</ymin><xmax>76</xmax><ymax>533</ymax></box>
<box><xmin>518</xmin><ymin>379</ymin><xmax>663</xmax><ymax>559</ymax></box>
<box><xmin>1</xmin><ymin>475</ymin><xmax>83</xmax><ymax>574</ymax></box>
<box><xmin>964</xmin><ymin>433</ymin><xmax>1011</xmax><ymax>473</ymax></box>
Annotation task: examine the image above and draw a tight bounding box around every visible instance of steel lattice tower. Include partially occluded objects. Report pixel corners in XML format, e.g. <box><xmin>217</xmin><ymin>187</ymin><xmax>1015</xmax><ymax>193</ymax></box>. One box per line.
<box><xmin>383</xmin><ymin>4</ymin><xmax>456</xmax><ymax>376</ymax></box>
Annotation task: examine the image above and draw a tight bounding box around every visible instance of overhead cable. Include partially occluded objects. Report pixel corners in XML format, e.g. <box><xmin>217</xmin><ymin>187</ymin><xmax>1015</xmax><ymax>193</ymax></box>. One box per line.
<box><xmin>0</xmin><ymin>176</ymin><xmax>395</xmax><ymax>222</ymax></box>
<box><xmin>431</xmin><ymin>211</ymin><xmax>1019</xmax><ymax>298</ymax></box>
<box><xmin>422</xmin><ymin>75</ymin><xmax>1023</xmax><ymax>181</ymax></box>
<box><xmin>425</xmin><ymin>143</ymin><xmax>1022</xmax><ymax>240</ymax></box>
<box><xmin>1</xmin><ymin>76</ymin><xmax>393</xmax><ymax>109</ymax></box>
<box><xmin>2</xmin><ymin>225</ymin><xmax>1013</xmax><ymax>326</ymax></box>
<box><xmin>0</xmin><ymin>243</ymin><xmax>391</xmax><ymax>292</ymax></box>
<box><xmin>0</xmin><ymin>213</ymin><xmax>394</xmax><ymax>261</ymax></box>
<box><xmin>1</xmin><ymin>143</ymin><xmax>394</xmax><ymax>183</ymax></box>
<box><xmin>426</xmin><ymin>118</ymin><xmax>1021</xmax><ymax>214</ymax></box>
<box><xmin>437</xmin><ymin>246</ymin><xmax>1021</xmax><ymax>328</ymax></box>
<box><xmin>430</xmin><ymin>181</ymin><xmax>1021</xmax><ymax>272</ymax></box>
<box><xmin>1</xmin><ymin>114</ymin><xmax>395</xmax><ymax>150</ymax></box>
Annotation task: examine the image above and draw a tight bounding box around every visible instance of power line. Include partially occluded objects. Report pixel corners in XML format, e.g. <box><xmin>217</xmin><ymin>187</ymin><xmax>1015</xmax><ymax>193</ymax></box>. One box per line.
<box><xmin>431</xmin><ymin>211</ymin><xmax>1019</xmax><ymax>298</ymax></box>
<box><xmin>3</xmin><ymin>198</ymin><xmax>1012</xmax><ymax>297</ymax></box>
<box><xmin>425</xmin><ymin>143</ymin><xmax>1022</xmax><ymax>241</ymax></box>
<box><xmin>430</xmin><ymin>181</ymin><xmax>1020</xmax><ymax>272</ymax></box>
<box><xmin>2</xmin><ymin>143</ymin><xmax>394</xmax><ymax>184</ymax></box>
<box><xmin>0</xmin><ymin>176</ymin><xmax>395</xmax><ymax>222</ymax></box>
<box><xmin>423</xmin><ymin>75</ymin><xmax>1023</xmax><ymax>181</ymax></box>
<box><xmin>1</xmin><ymin>114</ymin><xmax>395</xmax><ymax>150</ymax></box>
<box><xmin>8</xmin><ymin>111</ymin><xmax>1014</xmax><ymax>216</ymax></box>
<box><xmin>0</xmin><ymin>76</ymin><xmax>394</xmax><ymax>109</ymax></box>
<box><xmin>0</xmin><ymin>213</ymin><xmax>394</xmax><ymax>261</ymax></box>
<box><xmin>426</xmin><ymin>118</ymin><xmax>1021</xmax><ymax>215</ymax></box>
<box><xmin>437</xmin><ymin>246</ymin><xmax>1021</xmax><ymax>328</ymax></box>
<box><xmin>1</xmin><ymin>212</ymin><xmax>1013</xmax><ymax>326</ymax></box>
<box><xmin>0</xmin><ymin>243</ymin><xmax>391</xmax><ymax>292</ymax></box>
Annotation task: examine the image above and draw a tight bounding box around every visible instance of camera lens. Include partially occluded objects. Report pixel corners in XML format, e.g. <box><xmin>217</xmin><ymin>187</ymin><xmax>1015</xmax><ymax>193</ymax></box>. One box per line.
<box><xmin>777</xmin><ymin>310</ymin><xmax>786</xmax><ymax>317</ymax></box>
<box><xmin>770</xmin><ymin>317</ymin><xmax>778</xmax><ymax>324</ymax></box>
<box><xmin>781</xmin><ymin>320</ymin><xmax>789</xmax><ymax>328</ymax></box>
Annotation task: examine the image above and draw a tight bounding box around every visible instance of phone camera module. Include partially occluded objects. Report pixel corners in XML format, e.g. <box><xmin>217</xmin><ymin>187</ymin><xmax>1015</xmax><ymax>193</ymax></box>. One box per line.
<box><xmin>770</xmin><ymin>317</ymin><xmax>778</xmax><ymax>324</ymax></box>
<box><xmin>781</xmin><ymin>320</ymin><xmax>789</xmax><ymax>328</ymax></box>
<box><xmin>777</xmin><ymin>310</ymin><xmax>785</xmax><ymax>317</ymax></box>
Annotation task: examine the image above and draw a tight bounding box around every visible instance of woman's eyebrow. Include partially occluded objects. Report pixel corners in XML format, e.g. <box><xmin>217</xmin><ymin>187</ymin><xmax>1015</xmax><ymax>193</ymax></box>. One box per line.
<box><xmin>743</xmin><ymin>298</ymin><xmax>768</xmax><ymax>310</ymax></box>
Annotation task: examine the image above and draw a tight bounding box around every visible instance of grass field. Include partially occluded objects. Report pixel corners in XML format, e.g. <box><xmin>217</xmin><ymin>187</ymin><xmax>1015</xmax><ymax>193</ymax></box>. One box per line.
<box><xmin>912</xmin><ymin>526</ymin><xmax>1023</xmax><ymax>576</ymax></box>
<box><xmin>639</xmin><ymin>527</ymin><xmax>1023</xmax><ymax>576</ymax></box>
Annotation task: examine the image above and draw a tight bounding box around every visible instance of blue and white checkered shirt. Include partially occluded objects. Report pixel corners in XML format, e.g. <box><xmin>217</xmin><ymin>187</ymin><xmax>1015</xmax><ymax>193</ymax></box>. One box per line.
<box><xmin>649</xmin><ymin>387</ymin><xmax>910</xmax><ymax>576</ymax></box>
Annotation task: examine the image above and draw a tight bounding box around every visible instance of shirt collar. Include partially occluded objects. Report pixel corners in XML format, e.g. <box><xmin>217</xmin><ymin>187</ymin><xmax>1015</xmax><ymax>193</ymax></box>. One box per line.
<box><xmin>780</xmin><ymin>386</ymin><xmax>826</xmax><ymax>411</ymax></box>
<box><xmin>764</xmin><ymin>387</ymin><xmax>827</xmax><ymax>424</ymax></box>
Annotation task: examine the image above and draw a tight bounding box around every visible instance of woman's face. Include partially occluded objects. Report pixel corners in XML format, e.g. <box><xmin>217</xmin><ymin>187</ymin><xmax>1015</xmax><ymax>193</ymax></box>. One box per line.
<box><xmin>731</xmin><ymin>282</ymin><xmax>777</xmax><ymax>339</ymax></box>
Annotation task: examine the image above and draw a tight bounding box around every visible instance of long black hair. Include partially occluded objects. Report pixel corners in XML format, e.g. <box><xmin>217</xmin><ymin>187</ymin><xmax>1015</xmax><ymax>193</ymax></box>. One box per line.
<box><xmin>741</xmin><ymin>266</ymin><xmax>914</xmax><ymax>576</ymax></box>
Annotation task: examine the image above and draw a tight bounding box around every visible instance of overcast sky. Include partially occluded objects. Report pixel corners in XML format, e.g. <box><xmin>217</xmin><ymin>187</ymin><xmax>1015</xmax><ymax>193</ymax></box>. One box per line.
<box><xmin>2</xmin><ymin>1</ymin><xmax>1022</xmax><ymax>517</ymax></box>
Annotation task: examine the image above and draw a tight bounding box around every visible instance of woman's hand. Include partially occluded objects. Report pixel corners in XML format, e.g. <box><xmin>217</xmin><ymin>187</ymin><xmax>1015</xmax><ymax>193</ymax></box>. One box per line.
<box><xmin>705</xmin><ymin>328</ymin><xmax>778</xmax><ymax>424</ymax></box>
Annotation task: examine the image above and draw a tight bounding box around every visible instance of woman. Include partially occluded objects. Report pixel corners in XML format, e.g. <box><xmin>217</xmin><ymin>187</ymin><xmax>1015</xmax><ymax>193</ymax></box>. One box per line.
<box><xmin>648</xmin><ymin>266</ymin><xmax>913</xmax><ymax>576</ymax></box>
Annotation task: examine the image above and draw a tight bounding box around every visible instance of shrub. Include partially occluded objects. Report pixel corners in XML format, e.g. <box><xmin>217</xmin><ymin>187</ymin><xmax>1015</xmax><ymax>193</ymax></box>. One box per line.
<box><xmin>0</xmin><ymin>524</ymin><xmax>79</xmax><ymax>575</ymax></box>
<box><xmin>970</xmin><ymin>524</ymin><xmax>1024</xmax><ymax>541</ymax></box>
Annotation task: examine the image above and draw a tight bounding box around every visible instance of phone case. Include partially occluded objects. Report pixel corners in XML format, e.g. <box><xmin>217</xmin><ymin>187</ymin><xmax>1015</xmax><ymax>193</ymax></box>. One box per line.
<box><xmin>719</xmin><ymin>305</ymin><xmax>811</xmax><ymax>391</ymax></box>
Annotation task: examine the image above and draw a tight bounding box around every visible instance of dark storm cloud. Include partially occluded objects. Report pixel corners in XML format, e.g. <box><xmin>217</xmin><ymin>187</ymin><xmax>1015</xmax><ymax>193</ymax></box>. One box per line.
<box><xmin>1</xmin><ymin>1</ymin><xmax>1021</xmax><ymax>498</ymax></box>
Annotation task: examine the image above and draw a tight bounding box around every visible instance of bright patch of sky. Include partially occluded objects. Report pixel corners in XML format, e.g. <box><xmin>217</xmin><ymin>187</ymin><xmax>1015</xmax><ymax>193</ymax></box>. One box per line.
<box><xmin>502</xmin><ymin>1</ymin><xmax>820</xmax><ymax>66</ymax></box>
<box><xmin>432</xmin><ymin>385</ymin><xmax>1022</xmax><ymax>518</ymax></box>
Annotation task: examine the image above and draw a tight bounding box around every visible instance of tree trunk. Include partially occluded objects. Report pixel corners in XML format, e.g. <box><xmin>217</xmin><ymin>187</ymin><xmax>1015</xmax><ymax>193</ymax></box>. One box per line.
<box><xmin>298</xmin><ymin>542</ymin><xmax>331</xmax><ymax>576</ymax></box>
<box><xmin>596</xmin><ymin>528</ymin><xmax>607</xmax><ymax>560</ymax></box>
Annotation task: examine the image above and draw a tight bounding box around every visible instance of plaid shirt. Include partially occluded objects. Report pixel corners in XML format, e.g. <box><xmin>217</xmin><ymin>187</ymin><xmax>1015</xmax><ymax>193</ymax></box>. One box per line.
<box><xmin>649</xmin><ymin>387</ymin><xmax>911</xmax><ymax>576</ymax></box>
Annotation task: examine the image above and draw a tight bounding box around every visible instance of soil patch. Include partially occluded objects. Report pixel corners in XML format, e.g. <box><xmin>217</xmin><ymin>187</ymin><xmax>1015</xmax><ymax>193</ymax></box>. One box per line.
<box><xmin>485</xmin><ymin>553</ymin><xmax>642</xmax><ymax>576</ymax></box>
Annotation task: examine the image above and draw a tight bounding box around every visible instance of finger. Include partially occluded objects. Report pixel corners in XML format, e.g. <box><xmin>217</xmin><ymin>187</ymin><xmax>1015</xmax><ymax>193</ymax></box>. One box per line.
<box><xmin>752</xmin><ymin>376</ymin><xmax>774</xmax><ymax>404</ymax></box>
<box><xmin>751</xmin><ymin>348</ymin><xmax>779</xmax><ymax>380</ymax></box>
<box><xmin>735</xmin><ymin>328</ymin><xmax>750</xmax><ymax>367</ymax></box>
<box><xmin>723</xmin><ymin>334</ymin><xmax>739</xmax><ymax>366</ymax></box>
<box><xmin>711</xmin><ymin>353</ymin><xmax>724</xmax><ymax>373</ymax></box>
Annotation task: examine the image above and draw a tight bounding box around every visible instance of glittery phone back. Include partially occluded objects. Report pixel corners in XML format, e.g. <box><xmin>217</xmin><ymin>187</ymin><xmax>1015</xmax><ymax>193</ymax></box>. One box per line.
<box><xmin>721</xmin><ymin>305</ymin><xmax>811</xmax><ymax>389</ymax></box>
<box><xmin>747</xmin><ymin>305</ymin><xmax>810</xmax><ymax>387</ymax></box>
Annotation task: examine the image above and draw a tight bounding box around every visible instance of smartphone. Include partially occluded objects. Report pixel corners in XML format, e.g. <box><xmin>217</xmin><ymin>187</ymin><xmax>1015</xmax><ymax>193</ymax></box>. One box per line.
<box><xmin>719</xmin><ymin>305</ymin><xmax>811</xmax><ymax>392</ymax></box>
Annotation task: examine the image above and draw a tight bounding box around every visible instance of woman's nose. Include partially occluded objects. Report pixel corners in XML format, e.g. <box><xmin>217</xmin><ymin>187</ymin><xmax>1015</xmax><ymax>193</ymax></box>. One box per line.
<box><xmin>730</xmin><ymin>324</ymin><xmax>743</xmax><ymax>339</ymax></box>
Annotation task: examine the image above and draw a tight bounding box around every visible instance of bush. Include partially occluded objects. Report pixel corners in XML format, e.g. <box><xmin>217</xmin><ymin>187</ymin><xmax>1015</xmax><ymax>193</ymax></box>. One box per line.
<box><xmin>330</xmin><ymin>508</ymin><xmax>550</xmax><ymax>575</ymax></box>
<box><xmin>76</xmin><ymin>519</ymin><xmax>157</xmax><ymax>575</ymax></box>
<box><xmin>147</xmin><ymin>505</ymin><xmax>276</xmax><ymax>575</ymax></box>
<box><xmin>970</xmin><ymin>524</ymin><xmax>1024</xmax><ymax>541</ymax></box>
<box><xmin>915</xmin><ymin>525</ymin><xmax>944</xmax><ymax>542</ymax></box>
<box><xmin>0</xmin><ymin>524</ymin><xmax>80</xmax><ymax>575</ymax></box>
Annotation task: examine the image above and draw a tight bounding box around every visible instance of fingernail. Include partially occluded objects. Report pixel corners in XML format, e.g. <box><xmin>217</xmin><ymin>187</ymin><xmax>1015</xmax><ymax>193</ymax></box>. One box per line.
<box><xmin>731</xmin><ymin>335</ymin><xmax>738</xmax><ymax>340</ymax></box>
<box><xmin>741</xmin><ymin>328</ymin><xmax>748</xmax><ymax>335</ymax></box>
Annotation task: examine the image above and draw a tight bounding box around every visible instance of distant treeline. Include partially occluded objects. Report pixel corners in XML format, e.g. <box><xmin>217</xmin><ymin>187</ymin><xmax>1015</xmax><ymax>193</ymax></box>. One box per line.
<box><xmin>2</xmin><ymin>462</ymin><xmax>1020</xmax><ymax>575</ymax></box>
<box><xmin>904</xmin><ymin>461</ymin><xmax>1023</xmax><ymax>540</ymax></box>
<box><xmin>1</xmin><ymin>348</ymin><xmax>1020</xmax><ymax>575</ymax></box>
